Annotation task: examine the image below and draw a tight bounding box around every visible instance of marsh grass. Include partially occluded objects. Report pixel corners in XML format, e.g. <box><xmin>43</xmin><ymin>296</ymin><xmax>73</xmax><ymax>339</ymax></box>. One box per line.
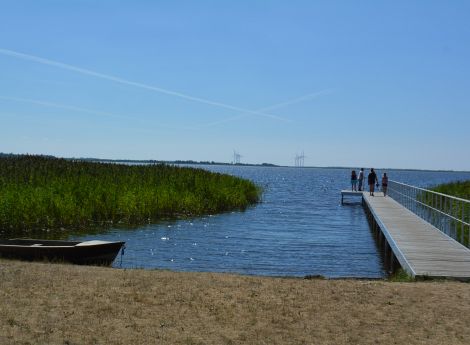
<box><xmin>432</xmin><ymin>180</ymin><xmax>470</xmax><ymax>200</ymax></box>
<box><xmin>415</xmin><ymin>181</ymin><xmax>470</xmax><ymax>246</ymax></box>
<box><xmin>430</xmin><ymin>180</ymin><xmax>470</xmax><ymax>246</ymax></box>
<box><xmin>0</xmin><ymin>155</ymin><xmax>261</xmax><ymax>235</ymax></box>
<box><xmin>389</xmin><ymin>269</ymin><xmax>415</xmax><ymax>282</ymax></box>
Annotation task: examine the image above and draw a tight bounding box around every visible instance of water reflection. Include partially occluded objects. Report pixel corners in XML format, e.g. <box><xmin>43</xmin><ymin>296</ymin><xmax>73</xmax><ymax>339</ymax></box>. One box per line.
<box><xmin>71</xmin><ymin>166</ymin><xmax>470</xmax><ymax>278</ymax></box>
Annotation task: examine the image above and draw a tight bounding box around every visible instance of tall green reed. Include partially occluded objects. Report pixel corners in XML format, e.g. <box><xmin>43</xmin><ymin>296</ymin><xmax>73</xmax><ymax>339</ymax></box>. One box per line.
<box><xmin>0</xmin><ymin>155</ymin><xmax>261</xmax><ymax>234</ymax></box>
<box><xmin>430</xmin><ymin>180</ymin><xmax>470</xmax><ymax>246</ymax></box>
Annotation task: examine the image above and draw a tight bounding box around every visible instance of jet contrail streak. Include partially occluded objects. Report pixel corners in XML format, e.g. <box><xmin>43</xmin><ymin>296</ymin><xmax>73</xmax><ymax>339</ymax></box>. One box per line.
<box><xmin>0</xmin><ymin>48</ymin><xmax>290</xmax><ymax>122</ymax></box>
<box><xmin>0</xmin><ymin>96</ymin><xmax>190</xmax><ymax>130</ymax></box>
<box><xmin>0</xmin><ymin>96</ymin><xmax>134</xmax><ymax>120</ymax></box>
<box><xmin>194</xmin><ymin>88</ymin><xmax>334</xmax><ymax>128</ymax></box>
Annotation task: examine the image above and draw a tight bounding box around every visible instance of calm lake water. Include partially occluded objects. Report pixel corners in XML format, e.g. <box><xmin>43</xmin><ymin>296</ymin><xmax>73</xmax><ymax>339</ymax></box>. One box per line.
<box><xmin>72</xmin><ymin>166</ymin><xmax>470</xmax><ymax>278</ymax></box>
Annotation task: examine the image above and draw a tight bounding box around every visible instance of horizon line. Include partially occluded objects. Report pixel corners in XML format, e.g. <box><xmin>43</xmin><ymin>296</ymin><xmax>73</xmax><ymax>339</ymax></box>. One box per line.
<box><xmin>1</xmin><ymin>152</ymin><xmax>468</xmax><ymax>173</ymax></box>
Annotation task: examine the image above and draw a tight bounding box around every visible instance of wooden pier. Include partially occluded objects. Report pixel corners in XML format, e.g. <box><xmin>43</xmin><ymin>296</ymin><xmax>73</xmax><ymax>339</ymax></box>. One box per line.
<box><xmin>358</xmin><ymin>192</ymin><xmax>470</xmax><ymax>280</ymax></box>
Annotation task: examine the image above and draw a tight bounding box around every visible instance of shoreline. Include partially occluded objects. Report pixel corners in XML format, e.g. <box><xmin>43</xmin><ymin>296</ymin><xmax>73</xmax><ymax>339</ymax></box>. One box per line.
<box><xmin>3</xmin><ymin>153</ymin><xmax>470</xmax><ymax>173</ymax></box>
<box><xmin>1</xmin><ymin>259</ymin><xmax>470</xmax><ymax>345</ymax></box>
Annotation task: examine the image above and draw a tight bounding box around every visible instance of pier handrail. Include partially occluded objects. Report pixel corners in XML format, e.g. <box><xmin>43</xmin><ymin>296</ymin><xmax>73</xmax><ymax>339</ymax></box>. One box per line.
<box><xmin>388</xmin><ymin>180</ymin><xmax>470</xmax><ymax>248</ymax></box>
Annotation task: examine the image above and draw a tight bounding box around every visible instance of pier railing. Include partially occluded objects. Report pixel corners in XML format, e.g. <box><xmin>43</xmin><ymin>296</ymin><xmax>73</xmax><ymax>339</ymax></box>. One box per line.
<box><xmin>388</xmin><ymin>180</ymin><xmax>470</xmax><ymax>248</ymax></box>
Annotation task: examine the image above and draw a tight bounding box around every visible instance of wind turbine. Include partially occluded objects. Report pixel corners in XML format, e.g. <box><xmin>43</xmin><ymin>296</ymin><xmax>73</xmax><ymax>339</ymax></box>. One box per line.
<box><xmin>295</xmin><ymin>151</ymin><xmax>306</xmax><ymax>167</ymax></box>
<box><xmin>233</xmin><ymin>150</ymin><xmax>242</xmax><ymax>164</ymax></box>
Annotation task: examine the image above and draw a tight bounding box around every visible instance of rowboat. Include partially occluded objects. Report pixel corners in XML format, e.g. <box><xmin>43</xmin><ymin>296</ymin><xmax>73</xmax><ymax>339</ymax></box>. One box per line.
<box><xmin>0</xmin><ymin>239</ymin><xmax>125</xmax><ymax>266</ymax></box>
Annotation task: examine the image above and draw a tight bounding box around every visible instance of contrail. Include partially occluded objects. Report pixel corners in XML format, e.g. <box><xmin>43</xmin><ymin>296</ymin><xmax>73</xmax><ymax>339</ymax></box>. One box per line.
<box><xmin>194</xmin><ymin>88</ymin><xmax>334</xmax><ymax>128</ymax></box>
<box><xmin>0</xmin><ymin>96</ymin><xmax>134</xmax><ymax>120</ymax></box>
<box><xmin>0</xmin><ymin>89</ymin><xmax>333</xmax><ymax>131</ymax></box>
<box><xmin>0</xmin><ymin>48</ymin><xmax>289</xmax><ymax>122</ymax></box>
<box><xmin>0</xmin><ymin>109</ymin><xmax>185</xmax><ymax>136</ymax></box>
<box><xmin>260</xmin><ymin>89</ymin><xmax>333</xmax><ymax>111</ymax></box>
<box><xmin>0</xmin><ymin>96</ymin><xmax>190</xmax><ymax>130</ymax></box>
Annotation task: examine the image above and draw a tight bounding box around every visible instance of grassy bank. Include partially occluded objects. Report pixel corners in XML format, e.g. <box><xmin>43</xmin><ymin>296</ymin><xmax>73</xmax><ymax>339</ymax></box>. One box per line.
<box><xmin>0</xmin><ymin>155</ymin><xmax>260</xmax><ymax>235</ymax></box>
<box><xmin>1</xmin><ymin>260</ymin><xmax>470</xmax><ymax>345</ymax></box>
<box><xmin>429</xmin><ymin>180</ymin><xmax>470</xmax><ymax>245</ymax></box>
<box><xmin>431</xmin><ymin>180</ymin><xmax>470</xmax><ymax>200</ymax></box>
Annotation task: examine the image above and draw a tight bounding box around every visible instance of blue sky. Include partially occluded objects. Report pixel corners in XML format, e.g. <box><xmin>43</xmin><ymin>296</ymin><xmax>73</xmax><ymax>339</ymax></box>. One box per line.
<box><xmin>0</xmin><ymin>1</ymin><xmax>469</xmax><ymax>170</ymax></box>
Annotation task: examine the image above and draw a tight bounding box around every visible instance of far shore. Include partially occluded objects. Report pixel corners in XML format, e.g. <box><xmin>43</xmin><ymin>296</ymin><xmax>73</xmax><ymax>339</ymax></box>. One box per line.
<box><xmin>4</xmin><ymin>153</ymin><xmax>468</xmax><ymax>173</ymax></box>
<box><xmin>1</xmin><ymin>259</ymin><xmax>470</xmax><ymax>345</ymax></box>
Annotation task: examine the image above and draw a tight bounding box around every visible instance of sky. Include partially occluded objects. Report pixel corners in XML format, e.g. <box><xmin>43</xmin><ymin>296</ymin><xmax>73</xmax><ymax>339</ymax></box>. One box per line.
<box><xmin>0</xmin><ymin>1</ymin><xmax>469</xmax><ymax>170</ymax></box>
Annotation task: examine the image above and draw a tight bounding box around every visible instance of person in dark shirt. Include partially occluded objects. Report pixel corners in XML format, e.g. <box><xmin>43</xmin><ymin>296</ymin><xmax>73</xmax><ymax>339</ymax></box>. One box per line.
<box><xmin>351</xmin><ymin>170</ymin><xmax>358</xmax><ymax>191</ymax></box>
<box><xmin>368</xmin><ymin>168</ymin><xmax>378</xmax><ymax>196</ymax></box>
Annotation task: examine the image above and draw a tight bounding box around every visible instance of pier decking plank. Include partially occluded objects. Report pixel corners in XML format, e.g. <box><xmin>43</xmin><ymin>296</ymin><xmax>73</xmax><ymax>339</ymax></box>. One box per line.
<box><xmin>362</xmin><ymin>192</ymin><xmax>470</xmax><ymax>279</ymax></box>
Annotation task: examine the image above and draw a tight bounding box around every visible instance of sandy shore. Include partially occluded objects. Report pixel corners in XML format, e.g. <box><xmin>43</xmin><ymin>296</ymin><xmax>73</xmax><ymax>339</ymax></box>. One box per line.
<box><xmin>1</xmin><ymin>260</ymin><xmax>470</xmax><ymax>345</ymax></box>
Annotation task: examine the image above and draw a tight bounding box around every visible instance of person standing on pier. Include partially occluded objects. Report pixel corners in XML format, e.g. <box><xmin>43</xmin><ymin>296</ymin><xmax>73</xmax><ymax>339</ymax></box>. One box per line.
<box><xmin>351</xmin><ymin>170</ymin><xmax>358</xmax><ymax>191</ymax></box>
<box><xmin>382</xmin><ymin>173</ymin><xmax>389</xmax><ymax>197</ymax></box>
<box><xmin>358</xmin><ymin>168</ymin><xmax>364</xmax><ymax>191</ymax></box>
<box><xmin>368</xmin><ymin>168</ymin><xmax>378</xmax><ymax>196</ymax></box>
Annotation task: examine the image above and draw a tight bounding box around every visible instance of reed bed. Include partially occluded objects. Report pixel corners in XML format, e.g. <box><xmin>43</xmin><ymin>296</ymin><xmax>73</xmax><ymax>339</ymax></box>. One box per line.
<box><xmin>430</xmin><ymin>180</ymin><xmax>470</xmax><ymax>246</ymax></box>
<box><xmin>431</xmin><ymin>180</ymin><xmax>470</xmax><ymax>233</ymax></box>
<box><xmin>0</xmin><ymin>155</ymin><xmax>260</xmax><ymax>234</ymax></box>
<box><xmin>431</xmin><ymin>180</ymin><xmax>470</xmax><ymax>200</ymax></box>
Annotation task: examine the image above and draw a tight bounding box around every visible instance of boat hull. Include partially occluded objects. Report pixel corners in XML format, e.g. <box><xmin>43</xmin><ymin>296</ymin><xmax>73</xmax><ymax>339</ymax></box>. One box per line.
<box><xmin>0</xmin><ymin>239</ymin><xmax>125</xmax><ymax>266</ymax></box>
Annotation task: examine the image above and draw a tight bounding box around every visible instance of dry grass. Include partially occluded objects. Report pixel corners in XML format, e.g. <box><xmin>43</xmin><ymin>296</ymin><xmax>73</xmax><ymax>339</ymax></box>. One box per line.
<box><xmin>1</xmin><ymin>260</ymin><xmax>470</xmax><ymax>345</ymax></box>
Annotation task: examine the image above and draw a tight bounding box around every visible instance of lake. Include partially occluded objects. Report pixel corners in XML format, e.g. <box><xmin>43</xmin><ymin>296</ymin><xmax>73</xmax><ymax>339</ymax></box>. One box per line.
<box><xmin>71</xmin><ymin>166</ymin><xmax>470</xmax><ymax>278</ymax></box>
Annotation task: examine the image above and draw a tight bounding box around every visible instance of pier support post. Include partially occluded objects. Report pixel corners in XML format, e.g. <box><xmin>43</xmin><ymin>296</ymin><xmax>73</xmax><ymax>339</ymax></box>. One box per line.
<box><xmin>384</xmin><ymin>241</ymin><xmax>391</xmax><ymax>272</ymax></box>
<box><xmin>362</xmin><ymin>194</ymin><xmax>403</xmax><ymax>276</ymax></box>
<box><xmin>390</xmin><ymin>251</ymin><xmax>400</xmax><ymax>274</ymax></box>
